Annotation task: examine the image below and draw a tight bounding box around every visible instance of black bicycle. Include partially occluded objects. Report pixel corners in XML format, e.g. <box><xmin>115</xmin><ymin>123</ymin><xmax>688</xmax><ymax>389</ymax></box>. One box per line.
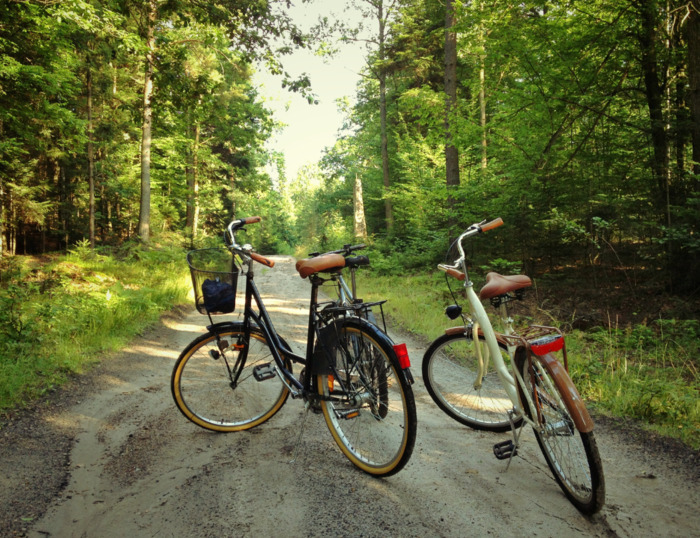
<box><xmin>171</xmin><ymin>217</ymin><xmax>417</xmax><ymax>476</ymax></box>
<box><xmin>308</xmin><ymin>243</ymin><xmax>384</xmax><ymax>330</ymax></box>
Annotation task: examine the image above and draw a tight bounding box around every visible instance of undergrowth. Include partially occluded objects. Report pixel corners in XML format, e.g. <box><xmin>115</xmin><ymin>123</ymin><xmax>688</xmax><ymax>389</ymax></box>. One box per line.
<box><xmin>0</xmin><ymin>240</ymin><xmax>191</xmax><ymax>414</ymax></box>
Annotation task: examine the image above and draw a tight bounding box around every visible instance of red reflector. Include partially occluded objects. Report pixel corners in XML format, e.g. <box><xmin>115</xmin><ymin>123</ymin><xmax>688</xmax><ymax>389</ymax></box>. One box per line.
<box><xmin>393</xmin><ymin>343</ymin><xmax>411</xmax><ymax>369</ymax></box>
<box><xmin>530</xmin><ymin>335</ymin><xmax>564</xmax><ymax>356</ymax></box>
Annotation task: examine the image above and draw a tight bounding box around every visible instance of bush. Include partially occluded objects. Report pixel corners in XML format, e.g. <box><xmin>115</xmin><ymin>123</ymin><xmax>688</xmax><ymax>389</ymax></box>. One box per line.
<box><xmin>0</xmin><ymin>244</ymin><xmax>191</xmax><ymax>413</ymax></box>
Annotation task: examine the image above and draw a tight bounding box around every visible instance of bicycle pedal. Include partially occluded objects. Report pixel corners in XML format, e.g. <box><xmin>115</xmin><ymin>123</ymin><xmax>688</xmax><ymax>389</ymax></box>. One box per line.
<box><xmin>336</xmin><ymin>408</ymin><xmax>361</xmax><ymax>420</ymax></box>
<box><xmin>493</xmin><ymin>440</ymin><xmax>517</xmax><ymax>460</ymax></box>
<box><xmin>253</xmin><ymin>363</ymin><xmax>277</xmax><ymax>381</ymax></box>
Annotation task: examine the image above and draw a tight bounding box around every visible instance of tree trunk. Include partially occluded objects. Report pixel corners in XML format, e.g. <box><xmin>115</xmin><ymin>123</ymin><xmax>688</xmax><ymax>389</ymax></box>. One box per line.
<box><xmin>87</xmin><ymin>65</ymin><xmax>96</xmax><ymax>249</ymax></box>
<box><xmin>478</xmin><ymin>1</ymin><xmax>487</xmax><ymax>170</ymax></box>
<box><xmin>230</xmin><ymin>171</ymin><xmax>236</xmax><ymax>218</ymax></box>
<box><xmin>0</xmin><ymin>119</ymin><xmax>3</xmax><ymax>257</ymax></box>
<box><xmin>138</xmin><ymin>0</ymin><xmax>157</xmax><ymax>243</ymax></box>
<box><xmin>479</xmin><ymin>55</ymin><xmax>487</xmax><ymax>170</ymax></box>
<box><xmin>191</xmin><ymin>123</ymin><xmax>200</xmax><ymax>241</ymax></box>
<box><xmin>9</xmin><ymin>188</ymin><xmax>15</xmax><ymax>255</ymax></box>
<box><xmin>185</xmin><ymin>117</ymin><xmax>194</xmax><ymax>237</ymax></box>
<box><xmin>687</xmin><ymin>0</ymin><xmax>700</xmax><ymax>179</ymax></box>
<box><xmin>377</xmin><ymin>1</ymin><xmax>394</xmax><ymax>233</ymax></box>
<box><xmin>445</xmin><ymin>0</ymin><xmax>460</xmax><ymax>226</ymax></box>
<box><xmin>637</xmin><ymin>0</ymin><xmax>670</xmax><ymax>206</ymax></box>
<box><xmin>0</xmin><ymin>178</ymin><xmax>4</xmax><ymax>257</ymax></box>
<box><xmin>353</xmin><ymin>174</ymin><xmax>368</xmax><ymax>240</ymax></box>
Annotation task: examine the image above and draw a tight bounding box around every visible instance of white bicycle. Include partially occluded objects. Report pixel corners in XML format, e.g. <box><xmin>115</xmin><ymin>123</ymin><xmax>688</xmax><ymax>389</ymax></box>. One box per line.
<box><xmin>422</xmin><ymin>218</ymin><xmax>605</xmax><ymax>515</ymax></box>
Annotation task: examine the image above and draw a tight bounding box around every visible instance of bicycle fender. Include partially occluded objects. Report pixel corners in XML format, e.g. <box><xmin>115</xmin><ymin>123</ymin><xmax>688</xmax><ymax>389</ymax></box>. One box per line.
<box><xmin>310</xmin><ymin>323</ymin><xmax>337</xmax><ymax>375</ymax></box>
<box><xmin>537</xmin><ymin>353</ymin><xmax>594</xmax><ymax>433</ymax></box>
<box><xmin>206</xmin><ymin>321</ymin><xmax>246</xmax><ymax>334</ymax></box>
<box><xmin>311</xmin><ymin>317</ymin><xmax>398</xmax><ymax>376</ymax></box>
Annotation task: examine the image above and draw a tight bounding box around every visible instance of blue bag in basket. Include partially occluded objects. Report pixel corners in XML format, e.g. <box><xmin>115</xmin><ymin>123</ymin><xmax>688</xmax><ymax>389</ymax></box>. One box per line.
<box><xmin>201</xmin><ymin>278</ymin><xmax>235</xmax><ymax>314</ymax></box>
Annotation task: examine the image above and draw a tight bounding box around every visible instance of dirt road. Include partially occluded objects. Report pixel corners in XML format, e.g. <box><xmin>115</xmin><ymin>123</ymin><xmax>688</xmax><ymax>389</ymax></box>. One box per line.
<box><xmin>2</xmin><ymin>255</ymin><xmax>698</xmax><ymax>537</ymax></box>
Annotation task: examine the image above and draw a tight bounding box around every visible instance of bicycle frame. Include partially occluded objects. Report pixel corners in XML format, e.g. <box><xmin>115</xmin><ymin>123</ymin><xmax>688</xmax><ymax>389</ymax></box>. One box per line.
<box><xmin>208</xmin><ymin>251</ymin><xmax>312</xmax><ymax>398</ymax></box>
<box><xmin>461</xmin><ymin>283</ymin><xmax>522</xmax><ymax>409</ymax></box>
<box><xmin>447</xmin><ymin>223</ymin><xmax>535</xmax><ymax>425</ymax></box>
<box><xmin>336</xmin><ymin>271</ymin><xmax>355</xmax><ymax>306</ymax></box>
<box><xmin>446</xmin><ymin>222</ymin><xmax>591</xmax><ymax>433</ymax></box>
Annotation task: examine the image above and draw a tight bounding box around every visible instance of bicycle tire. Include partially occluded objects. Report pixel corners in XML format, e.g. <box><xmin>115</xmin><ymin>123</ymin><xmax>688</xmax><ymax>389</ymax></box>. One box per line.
<box><xmin>317</xmin><ymin>318</ymin><xmax>416</xmax><ymax>476</ymax></box>
<box><xmin>422</xmin><ymin>331</ymin><xmax>522</xmax><ymax>432</ymax></box>
<box><xmin>517</xmin><ymin>352</ymin><xmax>605</xmax><ymax>515</ymax></box>
<box><xmin>171</xmin><ymin>324</ymin><xmax>292</xmax><ymax>432</ymax></box>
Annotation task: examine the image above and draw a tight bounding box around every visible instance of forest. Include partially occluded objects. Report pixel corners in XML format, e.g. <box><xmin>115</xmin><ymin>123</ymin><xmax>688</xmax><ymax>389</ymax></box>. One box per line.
<box><xmin>2</xmin><ymin>0</ymin><xmax>699</xmax><ymax>299</ymax></box>
<box><xmin>0</xmin><ymin>0</ymin><xmax>699</xmax><ymax>445</ymax></box>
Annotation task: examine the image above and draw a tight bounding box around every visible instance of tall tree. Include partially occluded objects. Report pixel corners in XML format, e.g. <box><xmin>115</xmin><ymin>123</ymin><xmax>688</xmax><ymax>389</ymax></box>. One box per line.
<box><xmin>687</xmin><ymin>0</ymin><xmax>700</xmax><ymax>177</ymax></box>
<box><xmin>635</xmin><ymin>0</ymin><xmax>670</xmax><ymax>211</ymax></box>
<box><xmin>354</xmin><ymin>174</ymin><xmax>368</xmax><ymax>239</ymax></box>
<box><xmin>341</xmin><ymin>0</ymin><xmax>400</xmax><ymax>234</ymax></box>
<box><xmin>137</xmin><ymin>0</ymin><xmax>157</xmax><ymax>242</ymax></box>
<box><xmin>444</xmin><ymin>0</ymin><xmax>460</xmax><ymax>228</ymax></box>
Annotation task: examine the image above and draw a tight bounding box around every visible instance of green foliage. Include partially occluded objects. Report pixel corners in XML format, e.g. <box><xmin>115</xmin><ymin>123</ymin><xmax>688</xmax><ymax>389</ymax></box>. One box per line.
<box><xmin>317</xmin><ymin>0</ymin><xmax>699</xmax><ymax>295</ymax></box>
<box><xmin>0</xmin><ymin>247</ymin><xmax>190</xmax><ymax>412</ymax></box>
<box><xmin>567</xmin><ymin>322</ymin><xmax>699</xmax><ymax>448</ymax></box>
<box><xmin>0</xmin><ymin>0</ymin><xmax>301</xmax><ymax>254</ymax></box>
<box><xmin>360</xmin><ymin>270</ymin><xmax>450</xmax><ymax>339</ymax></box>
<box><xmin>480</xmin><ymin>258</ymin><xmax>522</xmax><ymax>275</ymax></box>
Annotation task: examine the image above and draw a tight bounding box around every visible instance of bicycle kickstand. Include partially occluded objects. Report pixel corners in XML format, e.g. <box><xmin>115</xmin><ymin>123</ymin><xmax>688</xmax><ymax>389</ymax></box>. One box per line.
<box><xmin>493</xmin><ymin>410</ymin><xmax>523</xmax><ymax>471</ymax></box>
<box><xmin>288</xmin><ymin>402</ymin><xmax>312</xmax><ymax>465</ymax></box>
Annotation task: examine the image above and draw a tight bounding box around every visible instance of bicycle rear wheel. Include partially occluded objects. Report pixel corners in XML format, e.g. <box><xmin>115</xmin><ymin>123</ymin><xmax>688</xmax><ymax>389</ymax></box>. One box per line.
<box><xmin>171</xmin><ymin>325</ymin><xmax>292</xmax><ymax>432</ymax></box>
<box><xmin>422</xmin><ymin>332</ymin><xmax>522</xmax><ymax>432</ymax></box>
<box><xmin>317</xmin><ymin>319</ymin><xmax>416</xmax><ymax>476</ymax></box>
<box><xmin>518</xmin><ymin>353</ymin><xmax>605</xmax><ymax>515</ymax></box>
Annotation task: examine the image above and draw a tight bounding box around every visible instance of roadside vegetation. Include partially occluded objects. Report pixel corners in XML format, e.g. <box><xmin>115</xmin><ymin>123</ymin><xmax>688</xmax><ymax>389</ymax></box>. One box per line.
<box><xmin>1</xmin><ymin>236</ymin><xmax>698</xmax><ymax>452</ymax></box>
<box><xmin>0</xmin><ymin>240</ymin><xmax>190</xmax><ymax>414</ymax></box>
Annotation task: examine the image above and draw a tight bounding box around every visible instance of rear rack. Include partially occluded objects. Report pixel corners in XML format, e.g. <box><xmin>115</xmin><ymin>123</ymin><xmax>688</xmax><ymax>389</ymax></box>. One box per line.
<box><xmin>500</xmin><ymin>325</ymin><xmax>569</xmax><ymax>371</ymax></box>
<box><xmin>317</xmin><ymin>300</ymin><xmax>388</xmax><ymax>333</ymax></box>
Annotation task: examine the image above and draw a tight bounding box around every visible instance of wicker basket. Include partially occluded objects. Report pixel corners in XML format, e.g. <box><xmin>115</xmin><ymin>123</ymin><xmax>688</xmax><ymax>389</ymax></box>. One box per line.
<box><xmin>187</xmin><ymin>248</ymin><xmax>240</xmax><ymax>315</ymax></box>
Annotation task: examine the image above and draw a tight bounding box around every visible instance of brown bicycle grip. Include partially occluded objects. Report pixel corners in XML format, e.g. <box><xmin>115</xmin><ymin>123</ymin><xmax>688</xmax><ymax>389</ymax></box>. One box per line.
<box><xmin>438</xmin><ymin>265</ymin><xmax>466</xmax><ymax>281</ymax></box>
<box><xmin>481</xmin><ymin>217</ymin><xmax>503</xmax><ymax>232</ymax></box>
<box><xmin>242</xmin><ymin>216</ymin><xmax>261</xmax><ymax>224</ymax></box>
<box><xmin>250</xmin><ymin>251</ymin><xmax>275</xmax><ymax>268</ymax></box>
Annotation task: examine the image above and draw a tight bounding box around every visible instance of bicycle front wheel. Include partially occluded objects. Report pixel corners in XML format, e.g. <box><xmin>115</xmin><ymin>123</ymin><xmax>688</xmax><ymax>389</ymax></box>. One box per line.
<box><xmin>171</xmin><ymin>325</ymin><xmax>291</xmax><ymax>432</ymax></box>
<box><xmin>518</xmin><ymin>353</ymin><xmax>605</xmax><ymax>515</ymax></box>
<box><xmin>422</xmin><ymin>332</ymin><xmax>522</xmax><ymax>432</ymax></box>
<box><xmin>317</xmin><ymin>319</ymin><xmax>417</xmax><ymax>477</ymax></box>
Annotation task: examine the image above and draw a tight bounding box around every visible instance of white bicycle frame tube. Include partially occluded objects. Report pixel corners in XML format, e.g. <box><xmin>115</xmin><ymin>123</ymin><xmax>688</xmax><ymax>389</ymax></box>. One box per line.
<box><xmin>463</xmin><ymin>281</ymin><xmax>520</xmax><ymax>407</ymax></box>
<box><xmin>450</xmin><ymin>223</ymin><xmax>524</xmax><ymax>413</ymax></box>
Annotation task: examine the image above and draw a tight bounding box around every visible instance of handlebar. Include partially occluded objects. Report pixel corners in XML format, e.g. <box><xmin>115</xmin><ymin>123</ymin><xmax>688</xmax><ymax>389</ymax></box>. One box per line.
<box><xmin>345</xmin><ymin>255</ymin><xmax>370</xmax><ymax>268</ymax></box>
<box><xmin>227</xmin><ymin>216</ymin><xmax>261</xmax><ymax>241</ymax></box>
<box><xmin>480</xmin><ymin>217</ymin><xmax>503</xmax><ymax>232</ymax></box>
<box><xmin>225</xmin><ymin>216</ymin><xmax>275</xmax><ymax>268</ymax></box>
<box><xmin>440</xmin><ymin>217</ymin><xmax>504</xmax><ymax>278</ymax></box>
<box><xmin>438</xmin><ymin>265</ymin><xmax>466</xmax><ymax>281</ymax></box>
<box><xmin>308</xmin><ymin>243</ymin><xmax>366</xmax><ymax>258</ymax></box>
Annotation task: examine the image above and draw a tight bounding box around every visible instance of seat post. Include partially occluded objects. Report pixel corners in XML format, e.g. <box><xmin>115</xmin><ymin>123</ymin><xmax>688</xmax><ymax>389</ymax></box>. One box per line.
<box><xmin>305</xmin><ymin>275</ymin><xmax>323</xmax><ymax>366</ymax></box>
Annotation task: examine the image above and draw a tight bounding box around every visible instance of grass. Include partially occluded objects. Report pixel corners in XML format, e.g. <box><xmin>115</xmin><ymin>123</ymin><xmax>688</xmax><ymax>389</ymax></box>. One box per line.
<box><xmin>354</xmin><ymin>270</ymin><xmax>459</xmax><ymax>342</ymax></box>
<box><xmin>0</xmin><ymin>241</ymin><xmax>191</xmax><ymax>414</ymax></box>
<box><xmin>359</xmin><ymin>270</ymin><xmax>700</xmax><ymax>450</ymax></box>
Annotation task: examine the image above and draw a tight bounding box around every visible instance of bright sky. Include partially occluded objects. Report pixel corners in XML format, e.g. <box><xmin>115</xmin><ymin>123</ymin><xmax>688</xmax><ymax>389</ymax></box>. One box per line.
<box><xmin>253</xmin><ymin>3</ymin><xmax>366</xmax><ymax>180</ymax></box>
